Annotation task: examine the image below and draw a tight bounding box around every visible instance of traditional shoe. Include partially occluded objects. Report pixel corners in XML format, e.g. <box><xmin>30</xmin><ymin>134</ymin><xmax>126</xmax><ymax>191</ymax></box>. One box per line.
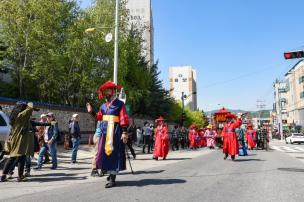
<box><xmin>105</xmin><ymin>175</ymin><xmax>116</xmax><ymax>188</ymax></box>
<box><xmin>105</xmin><ymin>181</ymin><xmax>116</xmax><ymax>188</ymax></box>
<box><xmin>224</xmin><ymin>154</ymin><xmax>228</xmax><ymax>160</ymax></box>
<box><xmin>231</xmin><ymin>156</ymin><xmax>235</xmax><ymax>161</ymax></box>
<box><xmin>91</xmin><ymin>169</ymin><xmax>99</xmax><ymax>177</ymax></box>
<box><xmin>133</xmin><ymin>154</ymin><xmax>136</xmax><ymax>159</ymax></box>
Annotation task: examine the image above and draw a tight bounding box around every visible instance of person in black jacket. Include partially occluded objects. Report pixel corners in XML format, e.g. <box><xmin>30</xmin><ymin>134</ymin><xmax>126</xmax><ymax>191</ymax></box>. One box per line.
<box><xmin>69</xmin><ymin>114</ymin><xmax>81</xmax><ymax>164</ymax></box>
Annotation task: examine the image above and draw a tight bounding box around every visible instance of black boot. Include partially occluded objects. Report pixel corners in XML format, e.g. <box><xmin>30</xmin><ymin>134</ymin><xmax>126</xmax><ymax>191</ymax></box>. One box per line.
<box><xmin>105</xmin><ymin>175</ymin><xmax>116</xmax><ymax>188</ymax></box>
<box><xmin>224</xmin><ymin>153</ymin><xmax>228</xmax><ymax>160</ymax></box>
<box><xmin>231</xmin><ymin>155</ymin><xmax>235</xmax><ymax>161</ymax></box>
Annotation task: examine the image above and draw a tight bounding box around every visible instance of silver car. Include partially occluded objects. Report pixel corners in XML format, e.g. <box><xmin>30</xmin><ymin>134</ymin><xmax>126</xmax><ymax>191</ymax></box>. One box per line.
<box><xmin>0</xmin><ymin>111</ymin><xmax>11</xmax><ymax>141</ymax></box>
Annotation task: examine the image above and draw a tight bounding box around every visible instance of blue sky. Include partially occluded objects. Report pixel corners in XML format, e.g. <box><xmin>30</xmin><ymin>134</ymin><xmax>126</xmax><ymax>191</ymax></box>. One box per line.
<box><xmin>80</xmin><ymin>0</ymin><xmax>304</xmax><ymax>111</ymax></box>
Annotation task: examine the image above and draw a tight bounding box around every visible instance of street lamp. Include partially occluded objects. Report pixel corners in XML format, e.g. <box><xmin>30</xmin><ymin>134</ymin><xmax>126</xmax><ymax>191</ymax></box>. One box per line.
<box><xmin>85</xmin><ymin>0</ymin><xmax>120</xmax><ymax>84</ymax></box>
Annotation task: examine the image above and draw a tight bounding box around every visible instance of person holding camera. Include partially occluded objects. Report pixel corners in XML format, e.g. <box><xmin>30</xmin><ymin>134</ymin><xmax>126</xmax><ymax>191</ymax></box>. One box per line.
<box><xmin>1</xmin><ymin>102</ymin><xmax>38</xmax><ymax>182</ymax></box>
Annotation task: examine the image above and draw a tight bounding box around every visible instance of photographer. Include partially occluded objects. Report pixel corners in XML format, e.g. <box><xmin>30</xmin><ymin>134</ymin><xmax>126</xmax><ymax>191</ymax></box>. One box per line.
<box><xmin>1</xmin><ymin>102</ymin><xmax>38</xmax><ymax>182</ymax></box>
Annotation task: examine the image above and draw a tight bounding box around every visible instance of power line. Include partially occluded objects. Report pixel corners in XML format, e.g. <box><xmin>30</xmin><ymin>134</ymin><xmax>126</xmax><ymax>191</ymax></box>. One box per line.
<box><xmin>202</xmin><ymin>61</ymin><xmax>286</xmax><ymax>88</ymax></box>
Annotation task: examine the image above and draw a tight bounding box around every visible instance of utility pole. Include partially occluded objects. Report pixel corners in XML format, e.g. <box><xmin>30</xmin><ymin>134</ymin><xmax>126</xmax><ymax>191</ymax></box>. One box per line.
<box><xmin>257</xmin><ymin>99</ymin><xmax>266</xmax><ymax>128</ymax></box>
<box><xmin>181</xmin><ymin>92</ymin><xmax>185</xmax><ymax>126</ymax></box>
<box><xmin>277</xmin><ymin>85</ymin><xmax>284</xmax><ymax>141</ymax></box>
<box><xmin>113</xmin><ymin>0</ymin><xmax>119</xmax><ymax>84</ymax></box>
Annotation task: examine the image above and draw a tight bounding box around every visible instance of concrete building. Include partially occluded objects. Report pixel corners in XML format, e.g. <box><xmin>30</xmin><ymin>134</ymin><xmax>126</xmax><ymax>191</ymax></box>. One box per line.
<box><xmin>273</xmin><ymin>60</ymin><xmax>304</xmax><ymax>129</ymax></box>
<box><xmin>126</xmin><ymin>0</ymin><xmax>154</xmax><ymax>66</ymax></box>
<box><xmin>273</xmin><ymin>79</ymin><xmax>288</xmax><ymax>131</ymax></box>
<box><xmin>169</xmin><ymin>66</ymin><xmax>197</xmax><ymax>111</ymax></box>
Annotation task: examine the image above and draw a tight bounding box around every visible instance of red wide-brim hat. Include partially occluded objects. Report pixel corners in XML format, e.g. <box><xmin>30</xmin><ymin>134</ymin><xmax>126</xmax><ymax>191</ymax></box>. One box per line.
<box><xmin>247</xmin><ymin>123</ymin><xmax>253</xmax><ymax>128</ymax></box>
<box><xmin>190</xmin><ymin>124</ymin><xmax>197</xmax><ymax>129</ymax></box>
<box><xmin>155</xmin><ymin>116</ymin><xmax>165</xmax><ymax>122</ymax></box>
<box><xmin>98</xmin><ymin>80</ymin><xmax>122</xmax><ymax>99</ymax></box>
<box><xmin>226</xmin><ymin>113</ymin><xmax>236</xmax><ymax>119</ymax></box>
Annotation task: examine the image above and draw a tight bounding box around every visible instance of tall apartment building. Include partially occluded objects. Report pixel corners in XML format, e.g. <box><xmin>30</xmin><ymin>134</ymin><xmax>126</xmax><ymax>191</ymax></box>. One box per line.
<box><xmin>126</xmin><ymin>0</ymin><xmax>154</xmax><ymax>65</ymax></box>
<box><xmin>273</xmin><ymin>60</ymin><xmax>304</xmax><ymax>128</ymax></box>
<box><xmin>169</xmin><ymin>66</ymin><xmax>197</xmax><ymax>111</ymax></box>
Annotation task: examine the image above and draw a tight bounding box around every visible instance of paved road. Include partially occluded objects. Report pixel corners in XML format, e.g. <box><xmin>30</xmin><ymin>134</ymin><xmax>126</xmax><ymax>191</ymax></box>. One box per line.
<box><xmin>2</xmin><ymin>143</ymin><xmax>304</xmax><ymax>202</ymax></box>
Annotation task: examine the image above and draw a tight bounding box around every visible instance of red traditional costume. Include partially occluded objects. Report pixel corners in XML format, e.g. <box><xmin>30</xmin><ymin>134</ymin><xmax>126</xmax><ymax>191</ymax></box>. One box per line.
<box><xmin>153</xmin><ymin>116</ymin><xmax>169</xmax><ymax>160</ymax></box>
<box><xmin>246</xmin><ymin>123</ymin><xmax>256</xmax><ymax>149</ymax></box>
<box><xmin>199</xmin><ymin>128</ymin><xmax>207</xmax><ymax>147</ymax></box>
<box><xmin>188</xmin><ymin>124</ymin><xmax>199</xmax><ymax>149</ymax></box>
<box><xmin>222</xmin><ymin>113</ymin><xmax>242</xmax><ymax>160</ymax></box>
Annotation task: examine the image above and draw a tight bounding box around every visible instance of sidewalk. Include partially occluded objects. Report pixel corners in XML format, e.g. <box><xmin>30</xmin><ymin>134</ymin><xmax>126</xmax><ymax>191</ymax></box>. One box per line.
<box><xmin>0</xmin><ymin>145</ymin><xmax>213</xmax><ymax>200</ymax></box>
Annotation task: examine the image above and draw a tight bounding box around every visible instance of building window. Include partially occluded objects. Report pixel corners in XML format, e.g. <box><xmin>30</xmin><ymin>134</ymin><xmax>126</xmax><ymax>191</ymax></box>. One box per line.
<box><xmin>182</xmin><ymin>78</ymin><xmax>187</xmax><ymax>82</ymax></box>
<box><xmin>170</xmin><ymin>79</ymin><xmax>173</xmax><ymax>82</ymax></box>
<box><xmin>299</xmin><ymin>76</ymin><xmax>304</xmax><ymax>84</ymax></box>
<box><xmin>175</xmin><ymin>78</ymin><xmax>178</xmax><ymax>82</ymax></box>
<box><xmin>300</xmin><ymin>91</ymin><xmax>304</xmax><ymax>98</ymax></box>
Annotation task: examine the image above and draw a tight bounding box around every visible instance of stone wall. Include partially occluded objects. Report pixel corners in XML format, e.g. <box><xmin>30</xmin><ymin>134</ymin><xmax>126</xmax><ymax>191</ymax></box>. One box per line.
<box><xmin>0</xmin><ymin>99</ymin><xmax>96</xmax><ymax>144</ymax></box>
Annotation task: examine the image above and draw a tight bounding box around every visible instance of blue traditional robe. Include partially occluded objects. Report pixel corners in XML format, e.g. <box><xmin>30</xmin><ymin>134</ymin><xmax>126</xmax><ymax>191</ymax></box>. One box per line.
<box><xmin>96</xmin><ymin>98</ymin><xmax>129</xmax><ymax>172</ymax></box>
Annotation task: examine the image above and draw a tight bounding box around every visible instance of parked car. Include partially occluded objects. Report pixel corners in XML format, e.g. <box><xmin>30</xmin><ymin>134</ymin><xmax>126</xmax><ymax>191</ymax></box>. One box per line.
<box><xmin>285</xmin><ymin>133</ymin><xmax>304</xmax><ymax>144</ymax></box>
<box><xmin>0</xmin><ymin>111</ymin><xmax>11</xmax><ymax>141</ymax></box>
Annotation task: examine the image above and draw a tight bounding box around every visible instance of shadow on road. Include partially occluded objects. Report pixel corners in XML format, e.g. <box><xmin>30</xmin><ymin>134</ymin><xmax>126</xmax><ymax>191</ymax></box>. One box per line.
<box><xmin>139</xmin><ymin>157</ymin><xmax>192</xmax><ymax>161</ymax></box>
<box><xmin>233</xmin><ymin>159</ymin><xmax>265</xmax><ymax>162</ymax></box>
<box><xmin>117</xmin><ymin>178</ymin><xmax>186</xmax><ymax>187</ymax></box>
<box><xmin>29</xmin><ymin>173</ymin><xmax>88</xmax><ymax>182</ymax></box>
<box><xmin>278</xmin><ymin>168</ymin><xmax>304</xmax><ymax>172</ymax></box>
<box><xmin>120</xmin><ymin>170</ymin><xmax>165</xmax><ymax>175</ymax></box>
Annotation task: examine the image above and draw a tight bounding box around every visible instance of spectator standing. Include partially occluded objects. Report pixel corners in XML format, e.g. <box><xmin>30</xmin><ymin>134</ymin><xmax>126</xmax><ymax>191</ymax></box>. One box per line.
<box><xmin>70</xmin><ymin>114</ymin><xmax>81</xmax><ymax>164</ymax></box>
<box><xmin>35</xmin><ymin>112</ymin><xmax>59</xmax><ymax>170</ymax></box>
<box><xmin>142</xmin><ymin>122</ymin><xmax>152</xmax><ymax>153</ymax></box>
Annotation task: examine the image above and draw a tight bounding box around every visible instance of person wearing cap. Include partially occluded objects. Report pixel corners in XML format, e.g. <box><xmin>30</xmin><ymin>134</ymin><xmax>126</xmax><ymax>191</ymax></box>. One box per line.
<box><xmin>153</xmin><ymin>116</ymin><xmax>169</xmax><ymax>160</ymax></box>
<box><xmin>94</xmin><ymin>81</ymin><xmax>129</xmax><ymax>188</ymax></box>
<box><xmin>205</xmin><ymin>124</ymin><xmax>217</xmax><ymax>149</ymax></box>
<box><xmin>36</xmin><ymin>114</ymin><xmax>51</xmax><ymax>164</ymax></box>
<box><xmin>246</xmin><ymin>123</ymin><xmax>257</xmax><ymax>150</ymax></box>
<box><xmin>222</xmin><ymin>113</ymin><xmax>245</xmax><ymax>160</ymax></box>
<box><xmin>69</xmin><ymin>114</ymin><xmax>81</xmax><ymax>164</ymax></box>
<box><xmin>35</xmin><ymin>112</ymin><xmax>59</xmax><ymax>170</ymax></box>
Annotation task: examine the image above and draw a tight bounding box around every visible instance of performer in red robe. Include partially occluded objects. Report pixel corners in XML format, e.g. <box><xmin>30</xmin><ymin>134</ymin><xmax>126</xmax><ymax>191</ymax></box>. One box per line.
<box><xmin>188</xmin><ymin>124</ymin><xmax>198</xmax><ymax>149</ymax></box>
<box><xmin>246</xmin><ymin>123</ymin><xmax>257</xmax><ymax>150</ymax></box>
<box><xmin>153</xmin><ymin>116</ymin><xmax>169</xmax><ymax>160</ymax></box>
<box><xmin>222</xmin><ymin>113</ymin><xmax>245</xmax><ymax>161</ymax></box>
<box><xmin>199</xmin><ymin>128</ymin><xmax>207</xmax><ymax>147</ymax></box>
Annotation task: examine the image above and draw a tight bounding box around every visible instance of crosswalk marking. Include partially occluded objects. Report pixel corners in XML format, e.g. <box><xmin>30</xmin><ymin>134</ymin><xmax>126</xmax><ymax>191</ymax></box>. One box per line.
<box><xmin>271</xmin><ymin>145</ymin><xmax>304</xmax><ymax>164</ymax></box>
<box><xmin>293</xmin><ymin>146</ymin><xmax>304</xmax><ymax>152</ymax></box>
<box><xmin>271</xmin><ymin>145</ymin><xmax>304</xmax><ymax>153</ymax></box>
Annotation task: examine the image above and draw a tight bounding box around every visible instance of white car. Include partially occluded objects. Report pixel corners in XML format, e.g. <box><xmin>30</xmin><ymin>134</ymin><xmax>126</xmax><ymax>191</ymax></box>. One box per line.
<box><xmin>0</xmin><ymin>111</ymin><xmax>11</xmax><ymax>141</ymax></box>
<box><xmin>286</xmin><ymin>133</ymin><xmax>304</xmax><ymax>144</ymax></box>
